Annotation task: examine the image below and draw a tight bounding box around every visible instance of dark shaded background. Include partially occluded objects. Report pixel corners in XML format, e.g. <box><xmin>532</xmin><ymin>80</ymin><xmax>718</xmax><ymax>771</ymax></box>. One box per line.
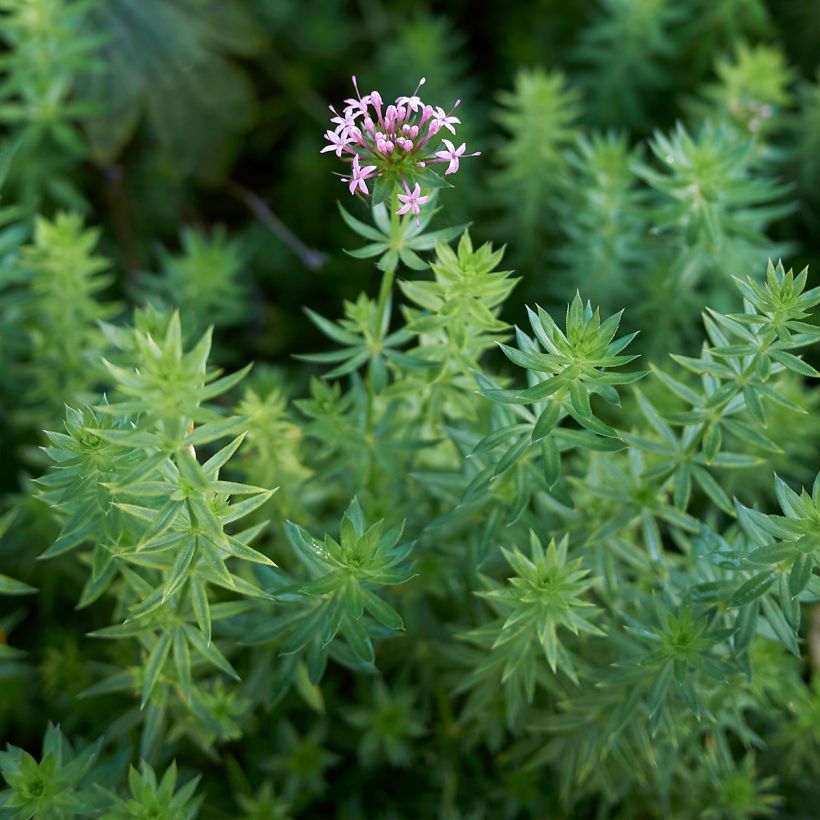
<box><xmin>63</xmin><ymin>0</ymin><xmax>819</xmax><ymax>361</ymax></box>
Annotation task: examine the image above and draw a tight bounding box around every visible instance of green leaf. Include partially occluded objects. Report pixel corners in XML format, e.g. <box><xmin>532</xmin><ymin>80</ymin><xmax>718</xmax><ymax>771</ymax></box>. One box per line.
<box><xmin>141</xmin><ymin>631</ymin><xmax>172</xmax><ymax>709</ymax></box>
<box><xmin>730</xmin><ymin>571</ymin><xmax>776</xmax><ymax>607</ymax></box>
<box><xmin>343</xmin><ymin>614</ymin><xmax>374</xmax><ymax>664</ymax></box>
<box><xmin>337</xmin><ymin>201</ymin><xmax>385</xmax><ymax>242</ymax></box>
<box><xmin>173</xmin><ymin>627</ymin><xmax>192</xmax><ymax>702</ymax></box>
<box><xmin>692</xmin><ymin>465</ymin><xmax>734</xmax><ymax>514</ymax></box>
<box><xmin>789</xmin><ymin>553</ymin><xmax>814</xmax><ymax>597</ymax></box>
<box><xmin>733</xmin><ymin>602</ymin><xmax>758</xmax><ymax>653</ymax></box>
<box><xmin>494</xmin><ymin>436</ymin><xmax>531</xmax><ymax>477</ymax></box>
<box><xmin>164</xmin><ymin>537</ymin><xmax>196</xmax><ymax>600</ymax></box>
<box><xmin>190</xmin><ymin>580</ymin><xmax>212</xmax><ymax>645</ymax></box>
<box><xmin>362</xmin><ymin>589</ymin><xmax>404</xmax><ymax>630</ymax></box>
<box><xmin>0</xmin><ymin>573</ymin><xmax>36</xmax><ymax>596</ymax></box>
<box><xmin>532</xmin><ymin>401</ymin><xmax>561</xmax><ymax>441</ymax></box>
<box><xmin>185</xmin><ymin>416</ymin><xmax>248</xmax><ymax>446</ymax></box>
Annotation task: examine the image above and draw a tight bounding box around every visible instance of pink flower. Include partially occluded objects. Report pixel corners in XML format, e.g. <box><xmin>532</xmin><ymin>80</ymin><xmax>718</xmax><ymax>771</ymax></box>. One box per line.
<box><xmin>343</xmin><ymin>75</ymin><xmax>371</xmax><ymax>119</ymax></box>
<box><xmin>343</xmin><ymin>153</ymin><xmax>378</xmax><ymax>195</ymax></box>
<box><xmin>397</xmin><ymin>77</ymin><xmax>426</xmax><ymax>113</ymax></box>
<box><xmin>432</xmin><ymin>104</ymin><xmax>461</xmax><ymax>135</ymax></box>
<box><xmin>329</xmin><ymin>106</ymin><xmax>358</xmax><ymax>137</ymax></box>
<box><xmin>396</xmin><ymin>182</ymin><xmax>430</xmax><ymax>223</ymax></box>
<box><xmin>344</xmin><ymin>98</ymin><xmax>369</xmax><ymax>119</ymax></box>
<box><xmin>435</xmin><ymin>139</ymin><xmax>480</xmax><ymax>175</ymax></box>
<box><xmin>321</xmin><ymin>129</ymin><xmax>350</xmax><ymax>157</ymax></box>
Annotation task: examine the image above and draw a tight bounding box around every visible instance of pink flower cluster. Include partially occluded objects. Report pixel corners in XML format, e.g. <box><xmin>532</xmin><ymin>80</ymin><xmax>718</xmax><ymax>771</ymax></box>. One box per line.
<box><xmin>322</xmin><ymin>76</ymin><xmax>479</xmax><ymax>224</ymax></box>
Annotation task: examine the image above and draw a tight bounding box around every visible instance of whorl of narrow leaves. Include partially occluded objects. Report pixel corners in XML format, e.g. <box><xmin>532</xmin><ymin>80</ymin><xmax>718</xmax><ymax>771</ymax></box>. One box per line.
<box><xmin>687</xmin><ymin>43</ymin><xmax>794</xmax><ymax>140</ymax></box>
<box><xmin>338</xmin><ymin>195</ymin><xmax>467</xmax><ymax>273</ymax></box>
<box><xmin>729</xmin><ymin>472</ymin><xmax>820</xmax><ymax>633</ymax></box>
<box><xmin>284</xmin><ymin>498</ymin><xmax>414</xmax><ymax>668</ymax></box>
<box><xmin>636</xmin><ymin>124</ymin><xmax>793</xmax><ymax>289</ymax></box>
<box><xmin>460</xmin><ymin>533</ymin><xmax>602</xmax><ymax>722</ymax></box>
<box><xmin>493</xmin><ymin>68</ymin><xmax>579</xmax><ymax>241</ymax></box>
<box><xmin>0</xmin><ymin>725</ymin><xmax>203</xmax><ymax>819</ymax></box>
<box><xmin>136</xmin><ymin>226</ymin><xmax>251</xmax><ymax>337</ymax></box>
<box><xmin>0</xmin><ymin>0</ymin><xmax>101</xmax><ymax>209</ymax></box>
<box><xmin>400</xmin><ymin>231</ymin><xmax>518</xmax><ymax>369</ymax></box>
<box><xmin>37</xmin><ymin>309</ymin><xmax>276</xmax><ymax>735</ymax></box>
<box><xmin>104</xmin><ymin>761</ymin><xmax>202</xmax><ymax>820</ymax></box>
<box><xmin>345</xmin><ymin>679</ymin><xmax>425</xmax><ymax>767</ymax></box>
<box><xmin>671</xmin><ymin>261</ymin><xmax>820</xmax><ymax>427</ymax></box>
<box><xmin>554</xmin><ymin>132</ymin><xmax>649</xmax><ymax>309</ymax></box>
<box><xmin>299</xmin><ymin>293</ymin><xmax>423</xmax><ymax>394</ymax></box>
<box><xmin>2</xmin><ymin>213</ymin><xmax>117</xmax><ymax>425</ymax></box>
<box><xmin>491</xmin><ymin>292</ymin><xmax>644</xmax><ymax>438</ymax></box>
<box><xmin>0</xmin><ymin>724</ymin><xmax>102</xmax><ymax>819</ymax></box>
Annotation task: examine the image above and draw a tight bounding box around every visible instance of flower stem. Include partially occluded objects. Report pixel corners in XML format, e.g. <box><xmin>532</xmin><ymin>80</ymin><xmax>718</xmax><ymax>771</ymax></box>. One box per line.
<box><xmin>373</xmin><ymin>189</ymin><xmax>401</xmax><ymax>337</ymax></box>
<box><xmin>374</xmin><ymin>266</ymin><xmax>395</xmax><ymax>337</ymax></box>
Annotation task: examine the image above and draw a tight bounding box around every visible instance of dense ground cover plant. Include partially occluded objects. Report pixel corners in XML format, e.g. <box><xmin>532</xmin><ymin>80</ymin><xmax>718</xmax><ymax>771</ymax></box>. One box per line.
<box><xmin>1</xmin><ymin>1</ymin><xmax>818</xmax><ymax>817</ymax></box>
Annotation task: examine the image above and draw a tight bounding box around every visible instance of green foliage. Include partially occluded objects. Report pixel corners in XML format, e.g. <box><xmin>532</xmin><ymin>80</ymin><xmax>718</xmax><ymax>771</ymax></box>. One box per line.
<box><xmin>634</xmin><ymin>122</ymin><xmax>793</xmax><ymax>335</ymax></box>
<box><xmin>493</xmin><ymin>293</ymin><xmax>643</xmax><ymax>435</ymax></box>
<box><xmin>136</xmin><ymin>227</ymin><xmax>251</xmax><ymax>337</ymax></box>
<box><xmin>338</xmin><ymin>196</ymin><xmax>465</xmax><ymax>273</ymax></box>
<box><xmin>400</xmin><ymin>231</ymin><xmax>517</xmax><ymax>372</ymax></box>
<box><xmin>493</xmin><ymin>68</ymin><xmax>580</xmax><ymax>250</ymax></box>
<box><xmin>102</xmin><ymin>761</ymin><xmax>202</xmax><ymax>820</ymax></box>
<box><xmin>345</xmin><ymin>679</ymin><xmax>425</xmax><ymax>766</ymax></box>
<box><xmin>554</xmin><ymin>132</ymin><xmax>649</xmax><ymax>309</ymax></box>
<box><xmin>573</xmin><ymin>0</ymin><xmax>686</xmax><ymax>130</ymax></box>
<box><xmin>687</xmin><ymin>43</ymin><xmax>794</xmax><ymax>141</ymax></box>
<box><xmin>284</xmin><ymin>498</ymin><xmax>414</xmax><ymax>668</ymax></box>
<box><xmin>463</xmin><ymin>533</ymin><xmax>602</xmax><ymax>719</ymax></box>
<box><xmin>0</xmin><ymin>212</ymin><xmax>117</xmax><ymax>429</ymax></box>
<box><xmin>1</xmin><ymin>3</ymin><xmax>819</xmax><ymax>818</ymax></box>
<box><xmin>0</xmin><ymin>724</ymin><xmax>101</xmax><ymax>819</ymax></box>
<box><xmin>0</xmin><ymin>0</ymin><xmax>101</xmax><ymax>210</ymax></box>
<box><xmin>78</xmin><ymin>0</ymin><xmax>265</xmax><ymax>175</ymax></box>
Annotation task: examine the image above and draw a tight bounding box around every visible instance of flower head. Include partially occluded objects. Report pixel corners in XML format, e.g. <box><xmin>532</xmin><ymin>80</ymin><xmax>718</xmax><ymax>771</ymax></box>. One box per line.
<box><xmin>322</xmin><ymin>76</ymin><xmax>479</xmax><ymax>221</ymax></box>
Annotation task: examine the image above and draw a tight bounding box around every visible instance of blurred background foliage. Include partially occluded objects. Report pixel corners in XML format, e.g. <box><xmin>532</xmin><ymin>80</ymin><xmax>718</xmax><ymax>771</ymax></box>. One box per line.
<box><xmin>0</xmin><ymin>0</ymin><xmax>816</xmax><ymax>370</ymax></box>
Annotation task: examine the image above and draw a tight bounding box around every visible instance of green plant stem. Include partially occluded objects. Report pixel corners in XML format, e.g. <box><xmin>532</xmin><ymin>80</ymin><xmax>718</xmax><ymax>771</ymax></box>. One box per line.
<box><xmin>373</xmin><ymin>192</ymin><xmax>402</xmax><ymax>336</ymax></box>
<box><xmin>374</xmin><ymin>265</ymin><xmax>395</xmax><ymax>337</ymax></box>
<box><xmin>366</xmin><ymin>193</ymin><xmax>402</xmax><ymax>431</ymax></box>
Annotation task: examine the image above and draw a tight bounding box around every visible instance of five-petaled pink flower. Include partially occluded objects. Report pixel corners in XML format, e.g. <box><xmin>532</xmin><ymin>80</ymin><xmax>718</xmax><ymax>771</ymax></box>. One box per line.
<box><xmin>432</xmin><ymin>104</ymin><xmax>461</xmax><ymax>135</ymax></box>
<box><xmin>343</xmin><ymin>154</ymin><xmax>378</xmax><ymax>195</ymax></box>
<box><xmin>397</xmin><ymin>77</ymin><xmax>427</xmax><ymax>113</ymax></box>
<box><xmin>435</xmin><ymin>139</ymin><xmax>480</xmax><ymax>175</ymax></box>
<box><xmin>396</xmin><ymin>183</ymin><xmax>429</xmax><ymax>224</ymax></box>
<box><xmin>321</xmin><ymin>128</ymin><xmax>350</xmax><ymax>157</ymax></box>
